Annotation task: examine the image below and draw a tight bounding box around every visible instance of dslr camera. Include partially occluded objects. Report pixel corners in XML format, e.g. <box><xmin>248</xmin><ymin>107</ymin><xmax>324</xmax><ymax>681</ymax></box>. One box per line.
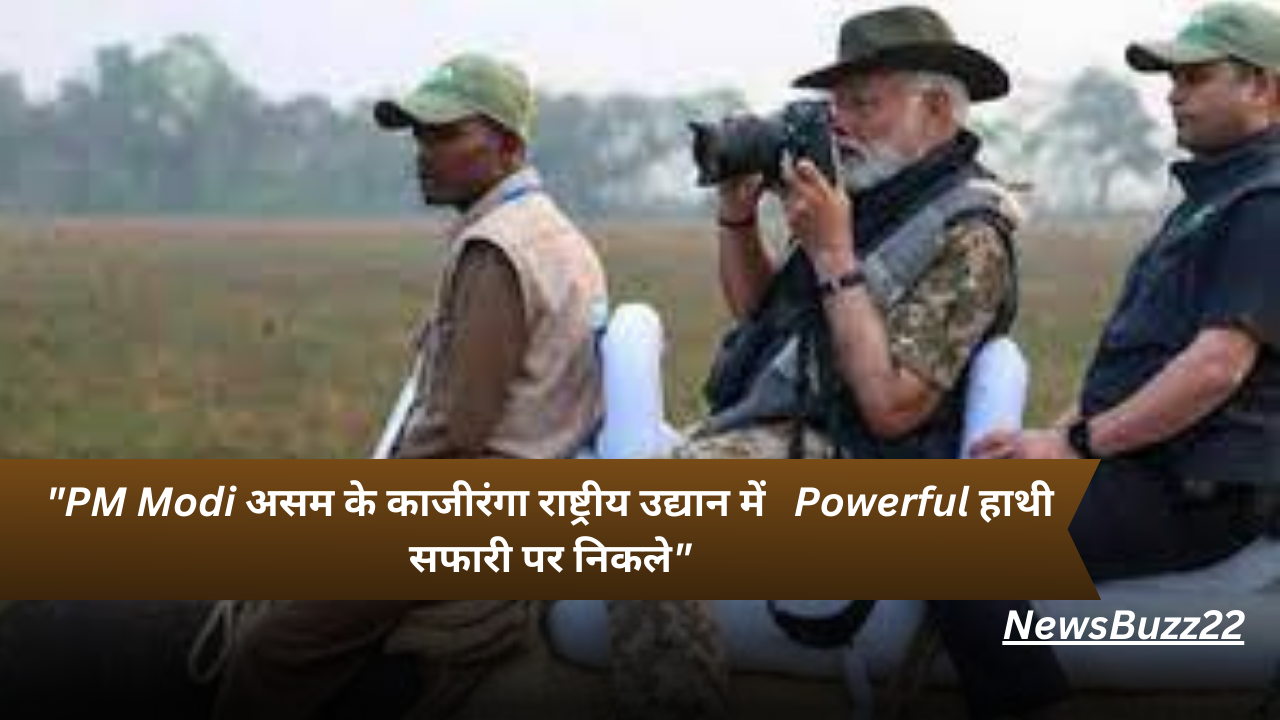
<box><xmin>689</xmin><ymin>99</ymin><xmax>840</xmax><ymax>188</ymax></box>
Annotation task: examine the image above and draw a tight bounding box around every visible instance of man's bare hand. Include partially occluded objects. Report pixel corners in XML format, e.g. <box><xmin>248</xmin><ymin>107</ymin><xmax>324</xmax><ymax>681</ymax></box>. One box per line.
<box><xmin>968</xmin><ymin>429</ymin><xmax>1020</xmax><ymax>459</ymax></box>
<box><xmin>969</xmin><ymin>429</ymin><xmax>1079</xmax><ymax>459</ymax></box>
<box><xmin>783</xmin><ymin>159</ymin><xmax>855</xmax><ymax>277</ymax></box>
<box><xmin>717</xmin><ymin>174</ymin><xmax>765</xmax><ymax>225</ymax></box>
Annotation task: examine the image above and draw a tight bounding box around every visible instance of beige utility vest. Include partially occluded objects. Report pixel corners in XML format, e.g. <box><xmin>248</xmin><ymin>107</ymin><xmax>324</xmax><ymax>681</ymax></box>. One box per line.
<box><xmin>404</xmin><ymin>169</ymin><xmax>607</xmax><ymax>458</ymax></box>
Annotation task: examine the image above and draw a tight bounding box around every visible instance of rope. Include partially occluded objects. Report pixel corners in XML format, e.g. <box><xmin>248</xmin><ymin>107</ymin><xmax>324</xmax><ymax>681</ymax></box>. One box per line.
<box><xmin>187</xmin><ymin>600</ymin><xmax>276</xmax><ymax>685</ymax></box>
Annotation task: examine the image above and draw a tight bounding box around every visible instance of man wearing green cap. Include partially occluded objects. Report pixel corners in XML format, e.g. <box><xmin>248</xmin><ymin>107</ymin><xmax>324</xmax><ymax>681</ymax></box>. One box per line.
<box><xmin>374</xmin><ymin>52</ymin><xmax>608</xmax><ymax>460</ymax></box>
<box><xmin>975</xmin><ymin>2</ymin><xmax>1279</xmax><ymax>578</ymax></box>
<box><xmin>213</xmin><ymin>53</ymin><xmax>607</xmax><ymax>720</ymax></box>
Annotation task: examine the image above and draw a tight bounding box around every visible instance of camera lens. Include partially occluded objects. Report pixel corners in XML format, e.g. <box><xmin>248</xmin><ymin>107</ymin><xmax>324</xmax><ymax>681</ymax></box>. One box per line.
<box><xmin>688</xmin><ymin>115</ymin><xmax>785</xmax><ymax>187</ymax></box>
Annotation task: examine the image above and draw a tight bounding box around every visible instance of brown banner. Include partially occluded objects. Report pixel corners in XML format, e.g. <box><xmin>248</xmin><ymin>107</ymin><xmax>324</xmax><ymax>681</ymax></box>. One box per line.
<box><xmin>0</xmin><ymin>460</ymin><xmax>1098</xmax><ymax>599</ymax></box>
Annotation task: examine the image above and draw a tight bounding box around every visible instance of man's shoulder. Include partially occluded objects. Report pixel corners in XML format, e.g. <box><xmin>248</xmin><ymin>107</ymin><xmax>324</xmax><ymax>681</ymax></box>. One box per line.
<box><xmin>1196</xmin><ymin>158</ymin><xmax>1280</xmax><ymax>235</ymax></box>
<box><xmin>918</xmin><ymin>175</ymin><xmax>1020</xmax><ymax>282</ymax></box>
<box><xmin>934</xmin><ymin>174</ymin><xmax>1025</xmax><ymax>237</ymax></box>
<box><xmin>1220</xmin><ymin>187</ymin><xmax>1280</xmax><ymax>231</ymax></box>
<box><xmin>926</xmin><ymin>216</ymin><xmax>1013</xmax><ymax>293</ymax></box>
<box><xmin>461</xmin><ymin>194</ymin><xmax>591</xmax><ymax>260</ymax></box>
<box><xmin>454</xmin><ymin>238</ymin><xmax>519</xmax><ymax>277</ymax></box>
<box><xmin>1194</xmin><ymin>188</ymin><xmax>1280</xmax><ymax>272</ymax></box>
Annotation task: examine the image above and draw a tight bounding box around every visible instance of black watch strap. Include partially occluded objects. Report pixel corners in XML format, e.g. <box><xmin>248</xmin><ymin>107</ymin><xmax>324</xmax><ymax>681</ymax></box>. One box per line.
<box><xmin>817</xmin><ymin>268</ymin><xmax>865</xmax><ymax>299</ymax></box>
<box><xmin>1066</xmin><ymin>417</ymin><xmax>1097</xmax><ymax>459</ymax></box>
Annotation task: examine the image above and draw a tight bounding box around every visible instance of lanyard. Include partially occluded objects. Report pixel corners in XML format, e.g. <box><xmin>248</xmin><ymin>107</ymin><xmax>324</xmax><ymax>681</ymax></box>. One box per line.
<box><xmin>498</xmin><ymin>181</ymin><xmax>541</xmax><ymax>207</ymax></box>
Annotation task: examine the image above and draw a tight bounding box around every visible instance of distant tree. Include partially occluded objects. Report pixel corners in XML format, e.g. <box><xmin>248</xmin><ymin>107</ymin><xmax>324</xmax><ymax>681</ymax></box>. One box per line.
<box><xmin>0</xmin><ymin>73</ymin><xmax>28</xmax><ymax>208</ymax></box>
<box><xmin>0</xmin><ymin>34</ymin><xmax>740</xmax><ymax>218</ymax></box>
<box><xmin>1037</xmin><ymin>67</ymin><xmax>1164</xmax><ymax>212</ymax></box>
<box><xmin>534</xmin><ymin>89</ymin><xmax>745</xmax><ymax>217</ymax></box>
<box><xmin>970</xmin><ymin>114</ymin><xmax>1044</xmax><ymax>186</ymax></box>
<box><xmin>17</xmin><ymin>37</ymin><xmax>263</xmax><ymax>213</ymax></box>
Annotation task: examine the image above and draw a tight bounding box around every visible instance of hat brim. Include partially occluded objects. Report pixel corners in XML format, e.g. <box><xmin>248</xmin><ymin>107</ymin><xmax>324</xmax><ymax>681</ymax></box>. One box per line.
<box><xmin>1125</xmin><ymin>39</ymin><xmax>1228</xmax><ymax>73</ymax></box>
<box><xmin>793</xmin><ymin>43</ymin><xmax>1011</xmax><ymax>103</ymax></box>
<box><xmin>373</xmin><ymin>91</ymin><xmax>477</xmax><ymax>131</ymax></box>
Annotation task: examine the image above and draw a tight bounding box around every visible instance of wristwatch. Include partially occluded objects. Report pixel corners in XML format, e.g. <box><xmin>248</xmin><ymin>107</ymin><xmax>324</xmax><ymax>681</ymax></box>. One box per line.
<box><xmin>1065</xmin><ymin>417</ymin><xmax>1097</xmax><ymax>459</ymax></box>
<box><xmin>817</xmin><ymin>268</ymin><xmax>865</xmax><ymax>299</ymax></box>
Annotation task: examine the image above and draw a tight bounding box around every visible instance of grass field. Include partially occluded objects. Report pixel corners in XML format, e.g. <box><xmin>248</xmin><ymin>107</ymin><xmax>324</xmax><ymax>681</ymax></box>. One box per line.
<box><xmin>0</xmin><ymin>216</ymin><xmax>1147</xmax><ymax>458</ymax></box>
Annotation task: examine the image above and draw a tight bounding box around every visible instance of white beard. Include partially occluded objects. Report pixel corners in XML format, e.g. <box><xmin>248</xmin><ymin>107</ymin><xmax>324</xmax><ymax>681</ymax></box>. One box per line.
<box><xmin>839</xmin><ymin>140</ymin><xmax>914</xmax><ymax>193</ymax></box>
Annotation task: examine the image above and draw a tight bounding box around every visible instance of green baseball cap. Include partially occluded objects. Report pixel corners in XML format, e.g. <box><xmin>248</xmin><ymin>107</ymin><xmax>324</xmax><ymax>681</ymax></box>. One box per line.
<box><xmin>1127</xmin><ymin>1</ymin><xmax>1280</xmax><ymax>73</ymax></box>
<box><xmin>374</xmin><ymin>53</ymin><xmax>536</xmax><ymax>143</ymax></box>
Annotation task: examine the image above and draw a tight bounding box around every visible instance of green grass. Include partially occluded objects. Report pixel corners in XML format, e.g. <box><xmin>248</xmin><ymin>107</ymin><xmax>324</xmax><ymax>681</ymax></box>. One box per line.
<box><xmin>0</xmin><ymin>217</ymin><xmax>1142</xmax><ymax>458</ymax></box>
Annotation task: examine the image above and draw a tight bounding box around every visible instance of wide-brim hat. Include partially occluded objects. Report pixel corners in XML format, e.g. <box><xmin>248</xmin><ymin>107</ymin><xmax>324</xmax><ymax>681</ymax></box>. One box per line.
<box><xmin>794</xmin><ymin>5</ymin><xmax>1010</xmax><ymax>103</ymax></box>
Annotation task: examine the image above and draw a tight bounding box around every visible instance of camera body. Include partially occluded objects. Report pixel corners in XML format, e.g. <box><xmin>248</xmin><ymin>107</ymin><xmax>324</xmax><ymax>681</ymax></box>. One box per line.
<box><xmin>689</xmin><ymin>99</ymin><xmax>840</xmax><ymax>188</ymax></box>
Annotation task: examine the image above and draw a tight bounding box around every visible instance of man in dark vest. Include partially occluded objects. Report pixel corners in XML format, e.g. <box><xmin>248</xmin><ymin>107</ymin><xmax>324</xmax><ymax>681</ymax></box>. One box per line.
<box><xmin>974</xmin><ymin>1</ymin><xmax>1279</xmax><ymax>581</ymax></box>
<box><xmin>675</xmin><ymin>5</ymin><xmax>1020</xmax><ymax>460</ymax></box>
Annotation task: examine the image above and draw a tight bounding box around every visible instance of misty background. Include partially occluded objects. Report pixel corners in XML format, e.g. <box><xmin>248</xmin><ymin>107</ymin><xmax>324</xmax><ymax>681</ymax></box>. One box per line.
<box><xmin>0</xmin><ymin>1</ymin><xmax>1203</xmax><ymax>218</ymax></box>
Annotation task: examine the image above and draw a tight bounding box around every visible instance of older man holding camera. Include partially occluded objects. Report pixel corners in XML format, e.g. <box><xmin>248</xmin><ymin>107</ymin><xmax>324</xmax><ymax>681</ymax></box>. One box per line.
<box><xmin>641</xmin><ymin>7</ymin><xmax>1071</xmax><ymax>720</ymax></box>
<box><xmin>677</xmin><ymin>5</ymin><xmax>1019</xmax><ymax>461</ymax></box>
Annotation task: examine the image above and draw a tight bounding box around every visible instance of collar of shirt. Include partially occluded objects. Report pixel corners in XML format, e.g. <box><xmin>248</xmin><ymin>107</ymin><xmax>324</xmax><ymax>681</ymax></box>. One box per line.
<box><xmin>450</xmin><ymin>166</ymin><xmax>544</xmax><ymax>239</ymax></box>
<box><xmin>1172</xmin><ymin>124</ymin><xmax>1280</xmax><ymax>201</ymax></box>
<box><xmin>852</xmin><ymin>129</ymin><xmax>985</xmax><ymax>253</ymax></box>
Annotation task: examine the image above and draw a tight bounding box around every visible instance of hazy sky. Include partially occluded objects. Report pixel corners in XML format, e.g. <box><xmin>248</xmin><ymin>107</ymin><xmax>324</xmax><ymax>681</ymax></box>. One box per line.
<box><xmin>0</xmin><ymin>0</ymin><xmax>1216</xmax><ymax>108</ymax></box>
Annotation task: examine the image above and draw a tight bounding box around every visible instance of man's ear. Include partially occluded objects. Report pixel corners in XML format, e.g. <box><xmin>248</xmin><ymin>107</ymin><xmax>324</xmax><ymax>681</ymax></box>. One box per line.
<box><xmin>1262</xmin><ymin>72</ymin><xmax>1280</xmax><ymax>110</ymax></box>
<box><xmin>503</xmin><ymin>129</ymin><xmax>525</xmax><ymax>155</ymax></box>
<box><xmin>496</xmin><ymin>129</ymin><xmax>527</xmax><ymax>166</ymax></box>
<box><xmin>923</xmin><ymin>86</ymin><xmax>952</xmax><ymax>123</ymax></box>
<box><xmin>1242</xmin><ymin>67</ymin><xmax>1279</xmax><ymax>105</ymax></box>
<box><xmin>916</xmin><ymin>87</ymin><xmax>954</xmax><ymax>140</ymax></box>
